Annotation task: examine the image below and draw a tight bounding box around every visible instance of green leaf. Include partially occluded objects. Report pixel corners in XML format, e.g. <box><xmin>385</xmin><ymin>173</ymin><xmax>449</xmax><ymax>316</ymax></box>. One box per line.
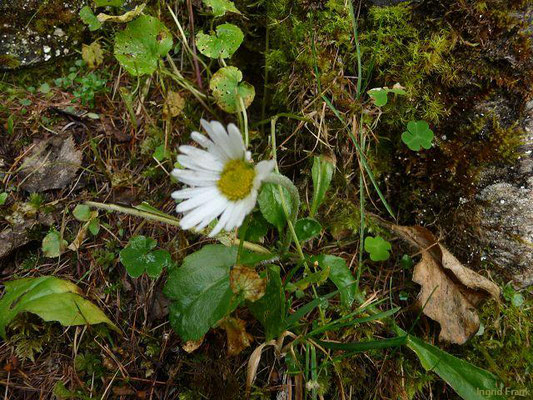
<box><xmin>153</xmin><ymin>144</ymin><xmax>171</xmax><ymax>161</ymax></box>
<box><xmin>310</xmin><ymin>255</ymin><xmax>356</xmax><ymax>307</ymax></box>
<box><xmin>79</xmin><ymin>6</ymin><xmax>102</xmax><ymax>31</ymax></box>
<box><xmin>42</xmin><ymin>230</ymin><xmax>67</xmax><ymax>258</ymax></box>
<box><xmin>196</xmin><ymin>23</ymin><xmax>243</xmax><ymax>59</ymax></box>
<box><xmin>288</xmin><ymin>268</ymin><xmax>329</xmax><ymax>292</ymax></box>
<box><xmin>73</xmin><ymin>204</ymin><xmax>92</xmax><ymax>221</ymax></box>
<box><xmin>364</xmin><ymin>236</ymin><xmax>391</xmax><ymax>261</ymax></box>
<box><xmin>406</xmin><ymin>335</ymin><xmax>504</xmax><ymax>400</ymax></box>
<box><xmin>317</xmin><ymin>336</ymin><xmax>407</xmax><ymax>352</ymax></box>
<box><xmin>258</xmin><ymin>182</ymin><xmax>292</xmax><ymax>232</ymax></box>
<box><xmin>94</xmin><ymin>0</ymin><xmax>125</xmax><ymax>7</ymax></box>
<box><xmin>88</xmin><ymin>218</ymin><xmax>100</xmax><ymax>236</ymax></box>
<box><xmin>368</xmin><ymin>88</ymin><xmax>388</xmax><ymax>107</ymax></box>
<box><xmin>239</xmin><ymin>212</ymin><xmax>269</xmax><ymax>242</ymax></box>
<box><xmin>401</xmin><ymin>120</ymin><xmax>434</xmax><ymax>151</ymax></box>
<box><xmin>163</xmin><ymin>245</ymin><xmax>239</xmax><ymax>341</ymax></box>
<box><xmin>203</xmin><ymin>0</ymin><xmax>241</xmax><ymax>17</ymax></box>
<box><xmin>0</xmin><ymin>276</ymin><xmax>119</xmax><ymax>339</ymax></box>
<box><xmin>119</xmin><ymin>236</ymin><xmax>171</xmax><ymax>278</ymax></box>
<box><xmin>0</xmin><ymin>192</ymin><xmax>7</xmax><ymax>206</ymax></box>
<box><xmin>209</xmin><ymin>66</ymin><xmax>255</xmax><ymax>113</ymax></box>
<box><xmin>248</xmin><ymin>265</ymin><xmax>286</xmax><ymax>340</ymax></box>
<box><xmin>39</xmin><ymin>83</ymin><xmax>51</xmax><ymax>94</ymax></box>
<box><xmin>310</xmin><ymin>155</ymin><xmax>335</xmax><ymax>217</ymax></box>
<box><xmin>114</xmin><ymin>15</ymin><xmax>173</xmax><ymax>76</ymax></box>
<box><xmin>295</xmin><ymin>217</ymin><xmax>322</xmax><ymax>242</ymax></box>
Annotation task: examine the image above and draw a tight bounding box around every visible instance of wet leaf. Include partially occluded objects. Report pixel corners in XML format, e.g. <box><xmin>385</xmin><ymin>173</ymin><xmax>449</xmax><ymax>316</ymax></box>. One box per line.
<box><xmin>203</xmin><ymin>0</ymin><xmax>241</xmax><ymax>17</ymax></box>
<box><xmin>310</xmin><ymin>255</ymin><xmax>356</xmax><ymax>307</ymax></box>
<box><xmin>209</xmin><ymin>66</ymin><xmax>255</xmax><ymax>113</ymax></box>
<box><xmin>364</xmin><ymin>236</ymin><xmax>392</xmax><ymax>261</ymax></box>
<box><xmin>310</xmin><ymin>155</ymin><xmax>335</xmax><ymax>217</ymax></box>
<box><xmin>230</xmin><ymin>265</ymin><xmax>266</xmax><ymax>302</ymax></box>
<box><xmin>42</xmin><ymin>230</ymin><xmax>67</xmax><ymax>258</ymax></box>
<box><xmin>391</xmin><ymin>225</ymin><xmax>501</xmax><ymax>344</ymax></box>
<box><xmin>82</xmin><ymin>42</ymin><xmax>104</xmax><ymax>69</ymax></box>
<box><xmin>162</xmin><ymin>90</ymin><xmax>185</xmax><ymax>118</ymax></box>
<box><xmin>119</xmin><ymin>236</ymin><xmax>171</xmax><ymax>278</ymax></box>
<box><xmin>97</xmin><ymin>4</ymin><xmax>146</xmax><ymax>23</ymax></box>
<box><xmin>80</xmin><ymin>6</ymin><xmax>102</xmax><ymax>31</ymax></box>
<box><xmin>196</xmin><ymin>23</ymin><xmax>243</xmax><ymax>59</ymax></box>
<box><xmin>114</xmin><ymin>15</ymin><xmax>173</xmax><ymax>76</ymax></box>
<box><xmin>220</xmin><ymin>317</ymin><xmax>253</xmax><ymax>356</ymax></box>
<box><xmin>0</xmin><ymin>276</ymin><xmax>119</xmax><ymax>339</ymax></box>
<box><xmin>401</xmin><ymin>120</ymin><xmax>434</xmax><ymax>151</ymax></box>
<box><xmin>295</xmin><ymin>217</ymin><xmax>322</xmax><ymax>242</ymax></box>
<box><xmin>258</xmin><ymin>182</ymin><xmax>292</xmax><ymax>232</ymax></box>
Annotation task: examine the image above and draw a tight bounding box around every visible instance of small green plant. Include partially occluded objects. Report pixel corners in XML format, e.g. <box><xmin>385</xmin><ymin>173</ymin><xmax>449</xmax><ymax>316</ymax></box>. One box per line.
<box><xmin>119</xmin><ymin>236</ymin><xmax>171</xmax><ymax>278</ymax></box>
<box><xmin>42</xmin><ymin>229</ymin><xmax>67</xmax><ymax>258</ymax></box>
<box><xmin>364</xmin><ymin>235</ymin><xmax>392</xmax><ymax>261</ymax></box>
<box><xmin>401</xmin><ymin>120</ymin><xmax>434</xmax><ymax>151</ymax></box>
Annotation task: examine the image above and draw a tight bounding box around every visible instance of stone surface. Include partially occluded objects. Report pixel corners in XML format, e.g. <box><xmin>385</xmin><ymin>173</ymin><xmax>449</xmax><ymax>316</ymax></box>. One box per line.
<box><xmin>0</xmin><ymin>0</ymin><xmax>86</xmax><ymax>69</ymax></box>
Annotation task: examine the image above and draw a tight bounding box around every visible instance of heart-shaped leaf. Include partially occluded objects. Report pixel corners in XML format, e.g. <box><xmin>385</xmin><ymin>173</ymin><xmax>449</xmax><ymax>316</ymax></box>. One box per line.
<box><xmin>364</xmin><ymin>235</ymin><xmax>392</xmax><ymax>261</ymax></box>
<box><xmin>196</xmin><ymin>23</ymin><xmax>243</xmax><ymax>59</ymax></box>
<box><xmin>203</xmin><ymin>0</ymin><xmax>241</xmax><ymax>17</ymax></box>
<box><xmin>119</xmin><ymin>235</ymin><xmax>171</xmax><ymax>278</ymax></box>
<box><xmin>114</xmin><ymin>15</ymin><xmax>173</xmax><ymax>76</ymax></box>
<box><xmin>401</xmin><ymin>120</ymin><xmax>434</xmax><ymax>151</ymax></box>
<box><xmin>209</xmin><ymin>66</ymin><xmax>255</xmax><ymax>113</ymax></box>
<box><xmin>0</xmin><ymin>276</ymin><xmax>119</xmax><ymax>339</ymax></box>
<box><xmin>295</xmin><ymin>217</ymin><xmax>322</xmax><ymax>242</ymax></box>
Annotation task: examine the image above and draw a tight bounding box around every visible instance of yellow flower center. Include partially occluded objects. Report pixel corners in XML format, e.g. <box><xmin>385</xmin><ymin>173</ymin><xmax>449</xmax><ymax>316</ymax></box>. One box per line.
<box><xmin>217</xmin><ymin>159</ymin><xmax>256</xmax><ymax>201</ymax></box>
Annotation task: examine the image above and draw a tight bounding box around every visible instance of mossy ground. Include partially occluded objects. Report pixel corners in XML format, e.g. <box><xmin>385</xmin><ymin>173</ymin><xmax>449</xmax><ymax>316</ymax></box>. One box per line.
<box><xmin>0</xmin><ymin>0</ymin><xmax>531</xmax><ymax>398</ymax></box>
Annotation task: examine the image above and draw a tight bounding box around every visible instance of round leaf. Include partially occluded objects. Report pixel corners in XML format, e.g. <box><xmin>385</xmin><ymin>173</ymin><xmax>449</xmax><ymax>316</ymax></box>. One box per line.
<box><xmin>73</xmin><ymin>204</ymin><xmax>92</xmax><ymax>221</ymax></box>
<box><xmin>196</xmin><ymin>23</ymin><xmax>243</xmax><ymax>59</ymax></box>
<box><xmin>209</xmin><ymin>66</ymin><xmax>255</xmax><ymax>113</ymax></box>
<box><xmin>364</xmin><ymin>236</ymin><xmax>392</xmax><ymax>262</ymax></box>
<box><xmin>114</xmin><ymin>15</ymin><xmax>173</xmax><ymax>76</ymax></box>
<box><xmin>401</xmin><ymin>120</ymin><xmax>434</xmax><ymax>151</ymax></box>
<box><xmin>295</xmin><ymin>217</ymin><xmax>322</xmax><ymax>242</ymax></box>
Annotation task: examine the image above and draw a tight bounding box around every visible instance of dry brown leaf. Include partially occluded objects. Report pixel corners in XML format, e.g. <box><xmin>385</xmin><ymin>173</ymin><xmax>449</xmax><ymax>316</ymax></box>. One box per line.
<box><xmin>391</xmin><ymin>225</ymin><xmax>500</xmax><ymax>344</ymax></box>
<box><xmin>182</xmin><ymin>337</ymin><xmax>204</xmax><ymax>353</ymax></box>
<box><xmin>230</xmin><ymin>265</ymin><xmax>266</xmax><ymax>302</ymax></box>
<box><xmin>96</xmin><ymin>4</ymin><xmax>146</xmax><ymax>23</ymax></box>
<box><xmin>220</xmin><ymin>317</ymin><xmax>253</xmax><ymax>356</ymax></box>
<box><xmin>163</xmin><ymin>90</ymin><xmax>185</xmax><ymax>118</ymax></box>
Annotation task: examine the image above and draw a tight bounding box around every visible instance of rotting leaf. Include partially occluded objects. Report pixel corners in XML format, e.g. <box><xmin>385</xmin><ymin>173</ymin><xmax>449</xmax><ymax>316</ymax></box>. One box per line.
<box><xmin>220</xmin><ymin>316</ymin><xmax>253</xmax><ymax>356</ymax></box>
<box><xmin>82</xmin><ymin>42</ymin><xmax>104</xmax><ymax>69</ymax></box>
<box><xmin>182</xmin><ymin>337</ymin><xmax>204</xmax><ymax>353</ymax></box>
<box><xmin>196</xmin><ymin>23</ymin><xmax>244</xmax><ymax>59</ymax></box>
<box><xmin>97</xmin><ymin>3</ymin><xmax>146</xmax><ymax>23</ymax></box>
<box><xmin>19</xmin><ymin>136</ymin><xmax>82</xmax><ymax>192</ymax></box>
<box><xmin>209</xmin><ymin>66</ymin><xmax>255</xmax><ymax>113</ymax></box>
<box><xmin>230</xmin><ymin>265</ymin><xmax>266</xmax><ymax>302</ymax></box>
<box><xmin>42</xmin><ymin>230</ymin><xmax>67</xmax><ymax>258</ymax></box>
<box><xmin>391</xmin><ymin>225</ymin><xmax>501</xmax><ymax>344</ymax></box>
<box><xmin>163</xmin><ymin>90</ymin><xmax>185</xmax><ymax>118</ymax></box>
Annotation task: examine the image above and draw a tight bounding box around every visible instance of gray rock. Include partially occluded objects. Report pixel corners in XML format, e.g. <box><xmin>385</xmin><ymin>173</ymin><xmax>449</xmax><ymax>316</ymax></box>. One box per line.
<box><xmin>0</xmin><ymin>0</ymin><xmax>86</xmax><ymax>69</ymax></box>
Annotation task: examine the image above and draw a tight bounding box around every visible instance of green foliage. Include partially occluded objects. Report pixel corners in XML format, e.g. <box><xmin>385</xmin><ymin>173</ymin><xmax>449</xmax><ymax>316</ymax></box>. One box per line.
<box><xmin>0</xmin><ymin>276</ymin><xmax>119</xmax><ymax>339</ymax></box>
<box><xmin>258</xmin><ymin>182</ymin><xmax>292</xmax><ymax>232</ymax></box>
<box><xmin>94</xmin><ymin>0</ymin><xmax>124</xmax><ymax>7</ymax></box>
<box><xmin>0</xmin><ymin>192</ymin><xmax>7</xmax><ymax>206</ymax></box>
<box><xmin>310</xmin><ymin>155</ymin><xmax>335</xmax><ymax>217</ymax></box>
<box><xmin>364</xmin><ymin>235</ymin><xmax>391</xmax><ymax>261</ymax></box>
<box><xmin>310</xmin><ymin>254</ymin><xmax>356</xmax><ymax>307</ymax></box>
<box><xmin>295</xmin><ymin>217</ymin><xmax>322</xmax><ymax>242</ymax></box>
<box><xmin>73</xmin><ymin>204</ymin><xmax>91</xmax><ymax>221</ymax></box>
<box><xmin>72</xmin><ymin>71</ymin><xmax>107</xmax><ymax>107</ymax></box>
<box><xmin>401</xmin><ymin>120</ymin><xmax>434</xmax><ymax>151</ymax></box>
<box><xmin>248</xmin><ymin>265</ymin><xmax>286</xmax><ymax>340</ymax></box>
<box><xmin>79</xmin><ymin>6</ymin><xmax>102</xmax><ymax>31</ymax></box>
<box><xmin>114</xmin><ymin>15</ymin><xmax>173</xmax><ymax>76</ymax></box>
<box><xmin>203</xmin><ymin>0</ymin><xmax>241</xmax><ymax>17</ymax></box>
<box><xmin>196</xmin><ymin>24</ymin><xmax>244</xmax><ymax>59</ymax></box>
<box><xmin>209</xmin><ymin>66</ymin><xmax>255</xmax><ymax>113</ymax></box>
<box><xmin>163</xmin><ymin>245</ymin><xmax>239</xmax><ymax>341</ymax></box>
<box><xmin>367</xmin><ymin>85</ymin><xmax>406</xmax><ymax>107</ymax></box>
<box><xmin>42</xmin><ymin>230</ymin><xmax>67</xmax><ymax>258</ymax></box>
<box><xmin>119</xmin><ymin>236</ymin><xmax>171</xmax><ymax>278</ymax></box>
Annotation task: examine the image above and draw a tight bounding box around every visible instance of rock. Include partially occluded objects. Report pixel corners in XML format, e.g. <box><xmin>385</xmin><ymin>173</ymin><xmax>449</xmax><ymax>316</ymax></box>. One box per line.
<box><xmin>477</xmin><ymin>101</ymin><xmax>533</xmax><ymax>288</ymax></box>
<box><xmin>0</xmin><ymin>0</ymin><xmax>86</xmax><ymax>70</ymax></box>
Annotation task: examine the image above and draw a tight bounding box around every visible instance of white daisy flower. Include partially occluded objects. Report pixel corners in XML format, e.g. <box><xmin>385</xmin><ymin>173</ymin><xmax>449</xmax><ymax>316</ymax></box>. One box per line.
<box><xmin>171</xmin><ymin>119</ymin><xmax>275</xmax><ymax>237</ymax></box>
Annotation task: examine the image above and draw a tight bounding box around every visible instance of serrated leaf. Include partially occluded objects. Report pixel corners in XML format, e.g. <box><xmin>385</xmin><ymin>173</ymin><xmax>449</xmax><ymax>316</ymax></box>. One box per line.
<box><xmin>196</xmin><ymin>23</ymin><xmax>243</xmax><ymax>59</ymax></box>
<box><xmin>295</xmin><ymin>217</ymin><xmax>322</xmax><ymax>242</ymax></box>
<box><xmin>209</xmin><ymin>66</ymin><xmax>255</xmax><ymax>113</ymax></box>
<box><xmin>119</xmin><ymin>236</ymin><xmax>170</xmax><ymax>278</ymax></box>
<box><xmin>42</xmin><ymin>230</ymin><xmax>67</xmax><ymax>258</ymax></box>
<box><xmin>79</xmin><ymin>6</ymin><xmax>102</xmax><ymax>31</ymax></box>
<box><xmin>364</xmin><ymin>236</ymin><xmax>391</xmax><ymax>261</ymax></box>
<box><xmin>310</xmin><ymin>155</ymin><xmax>335</xmax><ymax>217</ymax></box>
<box><xmin>401</xmin><ymin>120</ymin><xmax>434</xmax><ymax>151</ymax></box>
<box><xmin>258</xmin><ymin>182</ymin><xmax>292</xmax><ymax>232</ymax></box>
<box><xmin>0</xmin><ymin>276</ymin><xmax>119</xmax><ymax>339</ymax></box>
<box><xmin>203</xmin><ymin>0</ymin><xmax>241</xmax><ymax>17</ymax></box>
<box><xmin>114</xmin><ymin>15</ymin><xmax>173</xmax><ymax>76</ymax></box>
<box><xmin>310</xmin><ymin>254</ymin><xmax>356</xmax><ymax>307</ymax></box>
<box><xmin>163</xmin><ymin>245</ymin><xmax>239</xmax><ymax>341</ymax></box>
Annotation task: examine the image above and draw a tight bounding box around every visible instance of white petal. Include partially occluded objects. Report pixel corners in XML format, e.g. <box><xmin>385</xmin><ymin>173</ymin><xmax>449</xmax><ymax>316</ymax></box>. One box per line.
<box><xmin>209</xmin><ymin>203</ymin><xmax>236</xmax><ymax>237</ymax></box>
<box><xmin>172</xmin><ymin>186</ymin><xmax>213</xmax><ymax>200</ymax></box>
<box><xmin>255</xmin><ymin>160</ymin><xmax>276</xmax><ymax>182</ymax></box>
<box><xmin>175</xmin><ymin>187</ymin><xmax>218</xmax><ymax>212</ymax></box>
<box><xmin>201</xmin><ymin>120</ymin><xmax>237</xmax><ymax>160</ymax></box>
<box><xmin>227</xmin><ymin>123</ymin><xmax>245</xmax><ymax>159</ymax></box>
<box><xmin>177</xmin><ymin>153</ymin><xmax>223</xmax><ymax>173</ymax></box>
<box><xmin>180</xmin><ymin>196</ymin><xmax>227</xmax><ymax>230</ymax></box>
<box><xmin>172</xmin><ymin>168</ymin><xmax>219</xmax><ymax>183</ymax></box>
<box><xmin>188</xmin><ymin>134</ymin><xmax>228</xmax><ymax>163</ymax></box>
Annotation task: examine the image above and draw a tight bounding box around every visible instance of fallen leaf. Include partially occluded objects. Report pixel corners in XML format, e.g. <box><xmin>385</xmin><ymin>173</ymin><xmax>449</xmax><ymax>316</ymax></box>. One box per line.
<box><xmin>182</xmin><ymin>337</ymin><xmax>204</xmax><ymax>353</ymax></box>
<box><xmin>391</xmin><ymin>225</ymin><xmax>500</xmax><ymax>344</ymax></box>
<box><xmin>230</xmin><ymin>265</ymin><xmax>266</xmax><ymax>302</ymax></box>
<box><xmin>96</xmin><ymin>3</ymin><xmax>146</xmax><ymax>23</ymax></box>
<box><xmin>220</xmin><ymin>317</ymin><xmax>253</xmax><ymax>356</ymax></box>
<box><xmin>19</xmin><ymin>136</ymin><xmax>82</xmax><ymax>192</ymax></box>
<box><xmin>82</xmin><ymin>41</ymin><xmax>104</xmax><ymax>69</ymax></box>
<box><xmin>163</xmin><ymin>90</ymin><xmax>185</xmax><ymax>118</ymax></box>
